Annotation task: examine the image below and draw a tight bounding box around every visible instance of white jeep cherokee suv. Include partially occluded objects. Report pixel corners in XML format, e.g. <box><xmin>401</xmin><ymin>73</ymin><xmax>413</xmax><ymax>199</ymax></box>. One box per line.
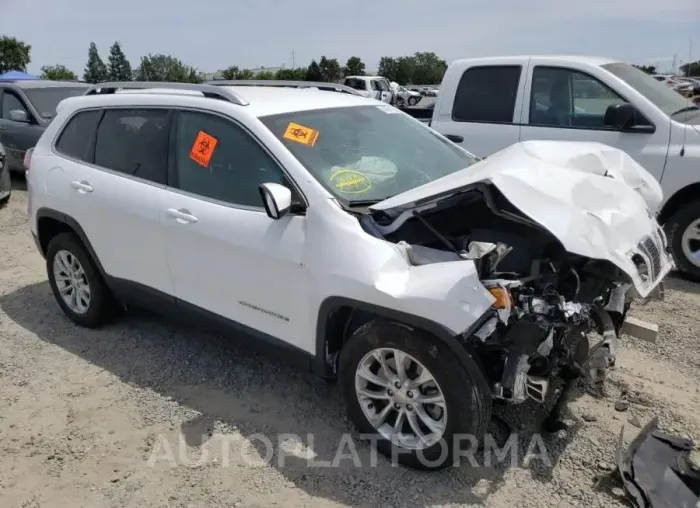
<box><xmin>27</xmin><ymin>81</ymin><xmax>672</xmax><ymax>470</ymax></box>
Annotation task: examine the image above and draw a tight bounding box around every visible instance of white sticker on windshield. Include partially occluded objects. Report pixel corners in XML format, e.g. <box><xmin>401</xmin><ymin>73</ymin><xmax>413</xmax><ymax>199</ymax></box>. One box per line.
<box><xmin>375</xmin><ymin>104</ymin><xmax>399</xmax><ymax>114</ymax></box>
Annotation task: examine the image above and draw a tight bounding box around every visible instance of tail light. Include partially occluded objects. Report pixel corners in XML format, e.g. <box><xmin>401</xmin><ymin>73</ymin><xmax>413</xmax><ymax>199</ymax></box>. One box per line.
<box><xmin>23</xmin><ymin>147</ymin><xmax>34</xmax><ymax>173</ymax></box>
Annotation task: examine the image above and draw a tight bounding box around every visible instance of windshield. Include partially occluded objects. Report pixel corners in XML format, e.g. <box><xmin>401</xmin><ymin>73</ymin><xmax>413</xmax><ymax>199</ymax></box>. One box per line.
<box><xmin>601</xmin><ymin>63</ymin><xmax>692</xmax><ymax>117</ymax></box>
<box><xmin>23</xmin><ymin>87</ymin><xmax>87</xmax><ymax>118</ymax></box>
<box><xmin>260</xmin><ymin>105</ymin><xmax>478</xmax><ymax>204</ymax></box>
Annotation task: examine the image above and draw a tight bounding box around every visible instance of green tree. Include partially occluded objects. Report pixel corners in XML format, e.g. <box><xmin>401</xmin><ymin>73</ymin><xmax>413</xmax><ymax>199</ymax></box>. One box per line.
<box><xmin>411</xmin><ymin>52</ymin><xmax>447</xmax><ymax>84</ymax></box>
<box><xmin>40</xmin><ymin>65</ymin><xmax>77</xmax><ymax>81</ymax></box>
<box><xmin>83</xmin><ymin>42</ymin><xmax>108</xmax><ymax>84</ymax></box>
<box><xmin>237</xmin><ymin>68</ymin><xmax>254</xmax><ymax>79</ymax></box>
<box><xmin>680</xmin><ymin>60</ymin><xmax>700</xmax><ymax>77</ymax></box>
<box><xmin>318</xmin><ymin>56</ymin><xmax>341</xmax><ymax>82</ymax></box>
<box><xmin>221</xmin><ymin>65</ymin><xmax>239</xmax><ymax>80</ymax></box>
<box><xmin>255</xmin><ymin>70</ymin><xmax>275</xmax><ymax>80</ymax></box>
<box><xmin>107</xmin><ymin>42</ymin><xmax>132</xmax><ymax>81</ymax></box>
<box><xmin>135</xmin><ymin>54</ymin><xmax>200</xmax><ymax>82</ymax></box>
<box><xmin>275</xmin><ymin>67</ymin><xmax>306</xmax><ymax>80</ymax></box>
<box><xmin>633</xmin><ymin>64</ymin><xmax>656</xmax><ymax>74</ymax></box>
<box><xmin>0</xmin><ymin>35</ymin><xmax>32</xmax><ymax>73</ymax></box>
<box><xmin>378</xmin><ymin>56</ymin><xmax>414</xmax><ymax>84</ymax></box>
<box><xmin>305</xmin><ymin>60</ymin><xmax>323</xmax><ymax>81</ymax></box>
<box><xmin>343</xmin><ymin>56</ymin><xmax>365</xmax><ymax>77</ymax></box>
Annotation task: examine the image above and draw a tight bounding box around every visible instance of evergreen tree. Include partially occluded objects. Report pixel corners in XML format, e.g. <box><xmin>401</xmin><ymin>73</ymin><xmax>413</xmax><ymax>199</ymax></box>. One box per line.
<box><xmin>83</xmin><ymin>42</ymin><xmax>108</xmax><ymax>84</ymax></box>
<box><xmin>107</xmin><ymin>42</ymin><xmax>132</xmax><ymax>81</ymax></box>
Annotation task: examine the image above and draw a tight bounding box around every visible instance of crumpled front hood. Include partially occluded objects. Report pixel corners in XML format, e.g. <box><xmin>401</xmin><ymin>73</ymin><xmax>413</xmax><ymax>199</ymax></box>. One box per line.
<box><xmin>372</xmin><ymin>140</ymin><xmax>672</xmax><ymax>297</ymax></box>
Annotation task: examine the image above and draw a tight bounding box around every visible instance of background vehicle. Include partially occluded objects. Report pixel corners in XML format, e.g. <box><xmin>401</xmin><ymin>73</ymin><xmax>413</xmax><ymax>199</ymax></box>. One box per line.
<box><xmin>343</xmin><ymin>76</ymin><xmax>394</xmax><ymax>103</ymax></box>
<box><xmin>394</xmin><ymin>85</ymin><xmax>422</xmax><ymax>106</ymax></box>
<box><xmin>404</xmin><ymin>55</ymin><xmax>700</xmax><ymax>281</ymax></box>
<box><xmin>0</xmin><ymin>80</ymin><xmax>89</xmax><ymax>172</ymax></box>
<box><xmin>0</xmin><ymin>141</ymin><xmax>9</xmax><ymax>207</ymax></box>
<box><xmin>26</xmin><ymin>81</ymin><xmax>669</xmax><ymax>470</ymax></box>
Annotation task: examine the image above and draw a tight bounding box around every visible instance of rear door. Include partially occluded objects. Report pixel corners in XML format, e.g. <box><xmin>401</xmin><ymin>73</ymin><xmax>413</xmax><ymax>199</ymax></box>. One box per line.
<box><xmin>519</xmin><ymin>62</ymin><xmax>669</xmax><ymax>180</ymax></box>
<box><xmin>57</xmin><ymin>107</ymin><xmax>175</xmax><ymax>301</ymax></box>
<box><xmin>431</xmin><ymin>61</ymin><xmax>528</xmax><ymax>157</ymax></box>
<box><xmin>0</xmin><ymin>87</ymin><xmax>44</xmax><ymax>171</ymax></box>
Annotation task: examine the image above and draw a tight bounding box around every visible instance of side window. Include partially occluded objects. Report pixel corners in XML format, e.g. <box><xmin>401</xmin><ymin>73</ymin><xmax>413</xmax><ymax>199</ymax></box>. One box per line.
<box><xmin>55</xmin><ymin>110</ymin><xmax>102</xmax><ymax>161</ymax></box>
<box><xmin>2</xmin><ymin>90</ymin><xmax>30</xmax><ymax>120</ymax></box>
<box><xmin>529</xmin><ymin>67</ymin><xmax>627</xmax><ymax>128</ymax></box>
<box><xmin>370</xmin><ymin>80</ymin><xmax>379</xmax><ymax>91</ymax></box>
<box><xmin>452</xmin><ymin>65</ymin><xmax>522</xmax><ymax>123</ymax></box>
<box><xmin>93</xmin><ymin>109</ymin><xmax>170</xmax><ymax>185</ymax></box>
<box><xmin>344</xmin><ymin>78</ymin><xmax>366</xmax><ymax>91</ymax></box>
<box><xmin>174</xmin><ymin>111</ymin><xmax>285</xmax><ymax>207</ymax></box>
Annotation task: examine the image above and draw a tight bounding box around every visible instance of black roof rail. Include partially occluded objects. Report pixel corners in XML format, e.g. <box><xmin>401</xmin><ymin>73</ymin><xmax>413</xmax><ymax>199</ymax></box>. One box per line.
<box><xmin>83</xmin><ymin>81</ymin><xmax>249</xmax><ymax>106</ymax></box>
<box><xmin>205</xmin><ymin>79</ymin><xmax>363</xmax><ymax>96</ymax></box>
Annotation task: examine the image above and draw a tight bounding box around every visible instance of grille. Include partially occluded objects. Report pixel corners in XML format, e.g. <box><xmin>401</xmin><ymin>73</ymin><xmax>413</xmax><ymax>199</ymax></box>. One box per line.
<box><xmin>637</xmin><ymin>234</ymin><xmax>662</xmax><ymax>282</ymax></box>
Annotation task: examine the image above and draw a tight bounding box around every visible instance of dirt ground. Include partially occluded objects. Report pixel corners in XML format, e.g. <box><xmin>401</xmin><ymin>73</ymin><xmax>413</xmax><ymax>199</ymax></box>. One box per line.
<box><xmin>1</xmin><ymin>178</ymin><xmax>699</xmax><ymax>508</ymax></box>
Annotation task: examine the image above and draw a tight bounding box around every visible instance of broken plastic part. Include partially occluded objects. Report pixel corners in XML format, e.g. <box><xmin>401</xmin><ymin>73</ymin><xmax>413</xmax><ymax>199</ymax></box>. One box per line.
<box><xmin>617</xmin><ymin>417</ymin><xmax>700</xmax><ymax>508</ymax></box>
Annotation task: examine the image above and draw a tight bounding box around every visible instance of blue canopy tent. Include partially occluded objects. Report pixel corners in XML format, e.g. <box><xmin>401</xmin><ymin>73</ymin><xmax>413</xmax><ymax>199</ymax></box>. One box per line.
<box><xmin>0</xmin><ymin>70</ymin><xmax>39</xmax><ymax>81</ymax></box>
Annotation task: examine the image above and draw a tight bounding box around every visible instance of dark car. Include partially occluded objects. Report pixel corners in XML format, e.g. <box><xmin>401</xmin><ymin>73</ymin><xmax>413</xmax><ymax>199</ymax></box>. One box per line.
<box><xmin>0</xmin><ymin>141</ymin><xmax>9</xmax><ymax>207</ymax></box>
<box><xmin>0</xmin><ymin>80</ymin><xmax>89</xmax><ymax>173</ymax></box>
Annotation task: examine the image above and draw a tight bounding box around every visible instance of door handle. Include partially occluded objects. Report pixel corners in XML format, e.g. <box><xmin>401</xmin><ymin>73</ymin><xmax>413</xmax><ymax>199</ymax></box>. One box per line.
<box><xmin>71</xmin><ymin>180</ymin><xmax>93</xmax><ymax>193</ymax></box>
<box><xmin>445</xmin><ymin>134</ymin><xmax>464</xmax><ymax>143</ymax></box>
<box><xmin>166</xmin><ymin>208</ymin><xmax>198</xmax><ymax>224</ymax></box>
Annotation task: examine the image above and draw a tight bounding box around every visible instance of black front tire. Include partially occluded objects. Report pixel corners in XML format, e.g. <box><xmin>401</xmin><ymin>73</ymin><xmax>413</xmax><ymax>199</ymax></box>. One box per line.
<box><xmin>664</xmin><ymin>201</ymin><xmax>700</xmax><ymax>281</ymax></box>
<box><xmin>338</xmin><ymin>320</ymin><xmax>491</xmax><ymax>470</ymax></box>
<box><xmin>46</xmin><ymin>232</ymin><xmax>117</xmax><ymax>328</ymax></box>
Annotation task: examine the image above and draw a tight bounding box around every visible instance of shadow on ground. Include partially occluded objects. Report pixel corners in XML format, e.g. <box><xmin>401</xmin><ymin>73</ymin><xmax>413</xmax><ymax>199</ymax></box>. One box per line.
<box><xmin>1</xmin><ymin>281</ymin><xmax>588</xmax><ymax>506</ymax></box>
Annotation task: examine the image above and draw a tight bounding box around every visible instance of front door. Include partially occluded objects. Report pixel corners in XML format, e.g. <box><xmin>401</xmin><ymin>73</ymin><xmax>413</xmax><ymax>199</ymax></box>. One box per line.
<box><xmin>162</xmin><ymin>109</ymin><xmax>310</xmax><ymax>351</ymax></box>
<box><xmin>519</xmin><ymin>63</ymin><xmax>670</xmax><ymax>181</ymax></box>
<box><xmin>0</xmin><ymin>89</ymin><xmax>44</xmax><ymax>171</ymax></box>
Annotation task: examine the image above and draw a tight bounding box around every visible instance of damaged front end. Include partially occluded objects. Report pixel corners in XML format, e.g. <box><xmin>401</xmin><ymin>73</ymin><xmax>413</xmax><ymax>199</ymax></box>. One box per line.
<box><xmin>364</xmin><ymin>178</ymin><xmax>672</xmax><ymax>408</ymax></box>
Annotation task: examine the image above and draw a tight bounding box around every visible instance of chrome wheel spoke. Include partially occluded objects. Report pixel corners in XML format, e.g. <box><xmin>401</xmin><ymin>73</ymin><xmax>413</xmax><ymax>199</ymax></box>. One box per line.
<box><xmin>357</xmin><ymin>387</ymin><xmax>392</xmax><ymax>400</ymax></box>
<box><xmin>681</xmin><ymin>219</ymin><xmax>700</xmax><ymax>267</ymax></box>
<box><xmin>406</xmin><ymin>409</ymin><xmax>430</xmax><ymax>445</ymax></box>
<box><xmin>356</xmin><ymin>365</ymin><xmax>390</xmax><ymax>388</ymax></box>
<box><xmin>392</xmin><ymin>350</ymin><xmax>409</xmax><ymax>382</ymax></box>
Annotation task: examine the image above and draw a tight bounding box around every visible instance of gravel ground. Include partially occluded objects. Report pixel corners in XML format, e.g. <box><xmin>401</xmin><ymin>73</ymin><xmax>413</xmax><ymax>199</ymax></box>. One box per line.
<box><xmin>1</xmin><ymin>177</ymin><xmax>699</xmax><ymax>508</ymax></box>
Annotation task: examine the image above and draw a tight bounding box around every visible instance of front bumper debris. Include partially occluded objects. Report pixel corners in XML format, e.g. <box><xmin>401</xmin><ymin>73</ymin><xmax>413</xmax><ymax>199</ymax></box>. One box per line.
<box><xmin>616</xmin><ymin>417</ymin><xmax>700</xmax><ymax>508</ymax></box>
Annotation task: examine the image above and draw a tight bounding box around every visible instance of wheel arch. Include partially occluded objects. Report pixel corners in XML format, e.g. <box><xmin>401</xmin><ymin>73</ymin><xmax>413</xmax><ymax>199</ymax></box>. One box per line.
<box><xmin>35</xmin><ymin>207</ymin><xmax>108</xmax><ymax>279</ymax></box>
<box><xmin>658</xmin><ymin>182</ymin><xmax>700</xmax><ymax>225</ymax></box>
<box><xmin>314</xmin><ymin>296</ymin><xmax>491</xmax><ymax>392</ymax></box>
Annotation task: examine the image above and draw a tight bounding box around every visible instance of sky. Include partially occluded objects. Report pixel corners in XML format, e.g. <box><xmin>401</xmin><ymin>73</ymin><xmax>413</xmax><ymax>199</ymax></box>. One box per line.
<box><xmin>1</xmin><ymin>0</ymin><xmax>699</xmax><ymax>76</ymax></box>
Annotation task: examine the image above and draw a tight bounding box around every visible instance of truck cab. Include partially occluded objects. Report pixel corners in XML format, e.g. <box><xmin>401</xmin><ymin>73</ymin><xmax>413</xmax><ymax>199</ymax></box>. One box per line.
<box><xmin>429</xmin><ymin>55</ymin><xmax>700</xmax><ymax>279</ymax></box>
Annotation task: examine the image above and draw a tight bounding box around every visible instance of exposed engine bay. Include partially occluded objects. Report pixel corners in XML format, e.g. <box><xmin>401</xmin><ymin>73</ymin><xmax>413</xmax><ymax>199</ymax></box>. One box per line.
<box><xmin>361</xmin><ymin>182</ymin><xmax>669</xmax><ymax>428</ymax></box>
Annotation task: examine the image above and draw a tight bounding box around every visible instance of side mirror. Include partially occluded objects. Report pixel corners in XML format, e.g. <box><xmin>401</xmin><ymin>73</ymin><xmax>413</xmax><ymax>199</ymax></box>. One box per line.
<box><xmin>9</xmin><ymin>109</ymin><xmax>29</xmax><ymax>123</ymax></box>
<box><xmin>259</xmin><ymin>183</ymin><xmax>292</xmax><ymax>220</ymax></box>
<box><xmin>604</xmin><ymin>103</ymin><xmax>640</xmax><ymax>130</ymax></box>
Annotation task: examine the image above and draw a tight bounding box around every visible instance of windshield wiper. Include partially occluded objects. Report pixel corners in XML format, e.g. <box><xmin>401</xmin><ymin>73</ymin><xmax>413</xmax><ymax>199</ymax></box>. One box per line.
<box><xmin>671</xmin><ymin>105</ymin><xmax>700</xmax><ymax>117</ymax></box>
<box><xmin>347</xmin><ymin>197</ymin><xmax>392</xmax><ymax>207</ymax></box>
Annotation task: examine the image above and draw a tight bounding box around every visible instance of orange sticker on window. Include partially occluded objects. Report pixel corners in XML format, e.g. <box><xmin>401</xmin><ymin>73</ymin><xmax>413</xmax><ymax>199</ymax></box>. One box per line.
<box><xmin>283</xmin><ymin>122</ymin><xmax>319</xmax><ymax>147</ymax></box>
<box><xmin>189</xmin><ymin>131</ymin><xmax>218</xmax><ymax>167</ymax></box>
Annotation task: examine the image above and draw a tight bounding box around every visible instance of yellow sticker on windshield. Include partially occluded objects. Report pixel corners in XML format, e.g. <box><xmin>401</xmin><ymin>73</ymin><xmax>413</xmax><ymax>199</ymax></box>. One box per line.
<box><xmin>283</xmin><ymin>122</ymin><xmax>319</xmax><ymax>146</ymax></box>
<box><xmin>330</xmin><ymin>170</ymin><xmax>372</xmax><ymax>194</ymax></box>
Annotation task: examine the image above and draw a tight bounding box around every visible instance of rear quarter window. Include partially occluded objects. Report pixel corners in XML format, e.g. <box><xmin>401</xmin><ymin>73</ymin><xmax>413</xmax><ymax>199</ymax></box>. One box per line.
<box><xmin>55</xmin><ymin>110</ymin><xmax>103</xmax><ymax>161</ymax></box>
<box><xmin>452</xmin><ymin>65</ymin><xmax>522</xmax><ymax>123</ymax></box>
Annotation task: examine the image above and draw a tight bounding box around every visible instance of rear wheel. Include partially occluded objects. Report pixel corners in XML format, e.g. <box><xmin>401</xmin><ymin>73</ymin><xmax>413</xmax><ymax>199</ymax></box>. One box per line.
<box><xmin>46</xmin><ymin>232</ymin><xmax>117</xmax><ymax>327</ymax></box>
<box><xmin>665</xmin><ymin>201</ymin><xmax>700</xmax><ymax>281</ymax></box>
<box><xmin>408</xmin><ymin>96</ymin><xmax>419</xmax><ymax>106</ymax></box>
<box><xmin>339</xmin><ymin>320</ymin><xmax>491</xmax><ymax>470</ymax></box>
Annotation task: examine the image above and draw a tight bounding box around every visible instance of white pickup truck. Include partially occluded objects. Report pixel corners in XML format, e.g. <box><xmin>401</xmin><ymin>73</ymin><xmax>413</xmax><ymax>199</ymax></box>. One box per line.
<box><xmin>410</xmin><ymin>56</ymin><xmax>700</xmax><ymax>280</ymax></box>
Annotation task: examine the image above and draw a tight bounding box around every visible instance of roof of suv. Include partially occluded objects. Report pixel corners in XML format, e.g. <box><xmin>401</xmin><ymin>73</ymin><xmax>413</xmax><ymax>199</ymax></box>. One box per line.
<box><xmin>0</xmin><ymin>80</ymin><xmax>90</xmax><ymax>89</ymax></box>
<box><xmin>61</xmin><ymin>85</ymin><xmax>378</xmax><ymax>118</ymax></box>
